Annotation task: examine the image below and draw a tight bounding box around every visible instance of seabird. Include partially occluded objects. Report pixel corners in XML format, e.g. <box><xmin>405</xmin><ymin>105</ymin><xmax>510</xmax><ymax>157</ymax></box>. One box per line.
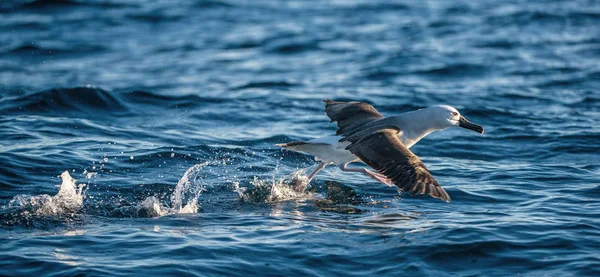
<box><xmin>277</xmin><ymin>100</ymin><xmax>484</xmax><ymax>202</ymax></box>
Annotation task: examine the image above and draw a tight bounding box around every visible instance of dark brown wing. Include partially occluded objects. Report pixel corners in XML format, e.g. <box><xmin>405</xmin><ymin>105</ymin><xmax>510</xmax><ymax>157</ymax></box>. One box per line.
<box><xmin>324</xmin><ymin>99</ymin><xmax>384</xmax><ymax>135</ymax></box>
<box><xmin>345</xmin><ymin>129</ymin><xmax>451</xmax><ymax>202</ymax></box>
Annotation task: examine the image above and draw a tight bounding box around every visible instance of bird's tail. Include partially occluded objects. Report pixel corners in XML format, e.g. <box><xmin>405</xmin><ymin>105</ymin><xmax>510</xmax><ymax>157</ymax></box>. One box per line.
<box><xmin>276</xmin><ymin>141</ymin><xmax>338</xmax><ymax>163</ymax></box>
<box><xmin>275</xmin><ymin>141</ymin><xmax>309</xmax><ymax>148</ymax></box>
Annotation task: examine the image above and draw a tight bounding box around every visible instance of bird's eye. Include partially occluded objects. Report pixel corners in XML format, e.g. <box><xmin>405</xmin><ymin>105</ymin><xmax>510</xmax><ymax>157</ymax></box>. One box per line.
<box><xmin>451</xmin><ymin>112</ymin><xmax>458</xmax><ymax>116</ymax></box>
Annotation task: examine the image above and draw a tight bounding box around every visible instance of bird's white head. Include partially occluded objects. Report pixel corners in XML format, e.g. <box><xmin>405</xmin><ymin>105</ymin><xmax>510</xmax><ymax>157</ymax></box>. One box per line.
<box><xmin>427</xmin><ymin>105</ymin><xmax>484</xmax><ymax>134</ymax></box>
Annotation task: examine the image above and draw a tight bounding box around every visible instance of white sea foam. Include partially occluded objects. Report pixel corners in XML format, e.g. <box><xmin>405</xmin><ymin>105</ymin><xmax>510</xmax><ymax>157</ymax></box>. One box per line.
<box><xmin>235</xmin><ymin>169</ymin><xmax>312</xmax><ymax>203</ymax></box>
<box><xmin>6</xmin><ymin>171</ymin><xmax>85</xmax><ymax>216</ymax></box>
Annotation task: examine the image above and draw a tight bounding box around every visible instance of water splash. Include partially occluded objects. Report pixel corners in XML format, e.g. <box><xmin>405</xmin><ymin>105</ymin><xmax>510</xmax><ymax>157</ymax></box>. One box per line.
<box><xmin>235</xmin><ymin>169</ymin><xmax>312</xmax><ymax>203</ymax></box>
<box><xmin>2</xmin><ymin>163</ymin><xmax>209</xmax><ymax>223</ymax></box>
<box><xmin>114</xmin><ymin>163</ymin><xmax>207</xmax><ymax>217</ymax></box>
<box><xmin>5</xmin><ymin>171</ymin><xmax>85</xmax><ymax>216</ymax></box>
<box><xmin>170</xmin><ymin>162</ymin><xmax>207</xmax><ymax>212</ymax></box>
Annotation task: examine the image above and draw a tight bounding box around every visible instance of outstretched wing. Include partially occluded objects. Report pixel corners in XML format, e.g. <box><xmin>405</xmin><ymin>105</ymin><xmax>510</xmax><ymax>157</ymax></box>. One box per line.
<box><xmin>324</xmin><ymin>99</ymin><xmax>384</xmax><ymax>135</ymax></box>
<box><xmin>346</xmin><ymin>129</ymin><xmax>450</xmax><ymax>202</ymax></box>
<box><xmin>324</xmin><ymin>100</ymin><xmax>450</xmax><ymax>202</ymax></box>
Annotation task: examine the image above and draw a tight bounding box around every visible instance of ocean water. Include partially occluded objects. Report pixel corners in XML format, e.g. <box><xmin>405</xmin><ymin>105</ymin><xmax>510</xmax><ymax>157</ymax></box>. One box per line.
<box><xmin>1</xmin><ymin>0</ymin><xmax>599</xmax><ymax>276</ymax></box>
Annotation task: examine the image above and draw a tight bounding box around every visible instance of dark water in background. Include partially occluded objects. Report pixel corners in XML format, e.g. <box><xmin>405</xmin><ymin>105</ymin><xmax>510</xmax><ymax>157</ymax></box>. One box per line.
<box><xmin>1</xmin><ymin>0</ymin><xmax>599</xmax><ymax>275</ymax></box>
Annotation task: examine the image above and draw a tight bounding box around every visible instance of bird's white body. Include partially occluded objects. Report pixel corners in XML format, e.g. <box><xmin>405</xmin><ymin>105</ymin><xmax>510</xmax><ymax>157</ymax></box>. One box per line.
<box><xmin>284</xmin><ymin>105</ymin><xmax>459</xmax><ymax>166</ymax></box>
<box><xmin>302</xmin><ymin>136</ymin><xmax>356</xmax><ymax>164</ymax></box>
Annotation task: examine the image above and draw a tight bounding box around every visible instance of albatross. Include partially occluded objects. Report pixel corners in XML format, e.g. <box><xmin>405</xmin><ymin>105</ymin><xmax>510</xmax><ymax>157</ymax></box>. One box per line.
<box><xmin>276</xmin><ymin>100</ymin><xmax>484</xmax><ymax>202</ymax></box>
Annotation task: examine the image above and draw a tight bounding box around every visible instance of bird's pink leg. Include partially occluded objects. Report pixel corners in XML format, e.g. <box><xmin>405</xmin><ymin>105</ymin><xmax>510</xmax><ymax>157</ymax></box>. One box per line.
<box><xmin>308</xmin><ymin>162</ymin><xmax>328</xmax><ymax>181</ymax></box>
<box><xmin>295</xmin><ymin>162</ymin><xmax>328</xmax><ymax>191</ymax></box>
<box><xmin>339</xmin><ymin>164</ymin><xmax>392</xmax><ymax>186</ymax></box>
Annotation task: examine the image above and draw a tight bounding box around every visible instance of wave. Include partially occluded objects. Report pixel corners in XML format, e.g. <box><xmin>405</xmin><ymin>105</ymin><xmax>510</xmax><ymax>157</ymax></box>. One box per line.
<box><xmin>19</xmin><ymin>0</ymin><xmax>128</xmax><ymax>9</ymax></box>
<box><xmin>535</xmin><ymin>70</ymin><xmax>600</xmax><ymax>88</ymax></box>
<box><xmin>332</xmin><ymin>2</ymin><xmax>409</xmax><ymax>11</ymax></box>
<box><xmin>471</xmin><ymin>38</ymin><xmax>521</xmax><ymax>49</ymax></box>
<box><xmin>193</xmin><ymin>0</ymin><xmax>234</xmax><ymax>8</ymax></box>
<box><xmin>362</xmin><ymin>69</ymin><xmax>403</xmax><ymax>81</ymax></box>
<box><xmin>565</xmin><ymin>95</ymin><xmax>600</xmax><ymax>107</ymax></box>
<box><xmin>0</xmin><ymin>0</ymin><xmax>127</xmax><ymax>13</ymax></box>
<box><xmin>232</xmin><ymin>81</ymin><xmax>299</xmax><ymax>90</ymax></box>
<box><xmin>126</xmin><ymin>11</ymin><xmax>184</xmax><ymax>23</ymax></box>
<box><xmin>485</xmin><ymin>9</ymin><xmax>600</xmax><ymax>27</ymax></box>
<box><xmin>1</xmin><ymin>87</ymin><xmax>129</xmax><ymax>116</ymax></box>
<box><xmin>0</xmin><ymin>43</ymin><xmax>106</xmax><ymax>56</ymax></box>
<box><xmin>122</xmin><ymin>90</ymin><xmax>227</xmax><ymax>108</ymax></box>
<box><xmin>266</xmin><ymin>39</ymin><xmax>320</xmax><ymax>54</ymax></box>
<box><xmin>414</xmin><ymin>63</ymin><xmax>489</xmax><ymax>78</ymax></box>
<box><xmin>16</xmin><ymin>0</ymin><xmax>82</xmax><ymax>9</ymax></box>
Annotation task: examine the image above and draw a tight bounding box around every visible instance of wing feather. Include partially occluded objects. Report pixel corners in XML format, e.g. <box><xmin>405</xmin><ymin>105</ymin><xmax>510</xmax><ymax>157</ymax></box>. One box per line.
<box><xmin>324</xmin><ymin>99</ymin><xmax>384</xmax><ymax>135</ymax></box>
<box><xmin>346</xmin><ymin>130</ymin><xmax>450</xmax><ymax>202</ymax></box>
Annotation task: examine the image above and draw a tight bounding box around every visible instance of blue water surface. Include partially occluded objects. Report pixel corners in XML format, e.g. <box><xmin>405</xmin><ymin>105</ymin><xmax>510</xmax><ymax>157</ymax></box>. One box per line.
<box><xmin>1</xmin><ymin>0</ymin><xmax>599</xmax><ymax>276</ymax></box>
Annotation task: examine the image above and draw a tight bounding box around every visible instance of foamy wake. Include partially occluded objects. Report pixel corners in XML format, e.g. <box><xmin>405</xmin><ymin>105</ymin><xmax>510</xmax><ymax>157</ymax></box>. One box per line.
<box><xmin>2</xmin><ymin>163</ymin><xmax>317</xmax><ymax>221</ymax></box>
<box><xmin>234</xmin><ymin>169</ymin><xmax>312</xmax><ymax>203</ymax></box>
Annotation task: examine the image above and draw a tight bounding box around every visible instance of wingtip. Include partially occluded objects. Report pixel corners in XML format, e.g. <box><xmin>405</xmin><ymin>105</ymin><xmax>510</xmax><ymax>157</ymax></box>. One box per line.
<box><xmin>439</xmin><ymin>192</ymin><xmax>451</xmax><ymax>203</ymax></box>
<box><xmin>429</xmin><ymin>186</ymin><xmax>451</xmax><ymax>202</ymax></box>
